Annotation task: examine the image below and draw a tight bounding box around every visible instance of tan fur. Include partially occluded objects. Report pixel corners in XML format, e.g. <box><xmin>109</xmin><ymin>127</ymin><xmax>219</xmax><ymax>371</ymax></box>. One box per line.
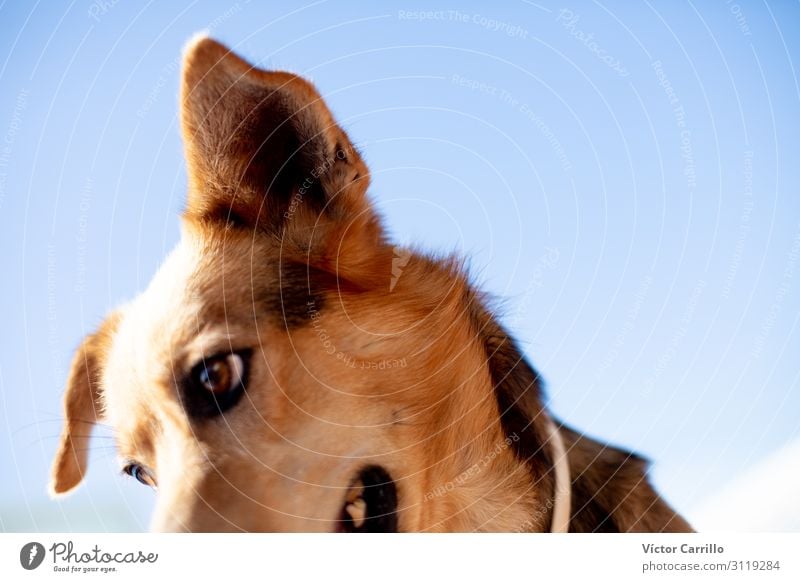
<box><xmin>50</xmin><ymin>313</ymin><xmax>119</xmax><ymax>495</ymax></box>
<box><xmin>50</xmin><ymin>37</ymin><xmax>692</xmax><ymax>532</ymax></box>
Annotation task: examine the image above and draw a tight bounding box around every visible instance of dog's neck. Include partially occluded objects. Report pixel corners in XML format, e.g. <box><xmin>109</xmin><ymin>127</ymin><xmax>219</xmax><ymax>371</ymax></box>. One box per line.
<box><xmin>420</xmin><ymin>416</ymin><xmax>571</xmax><ymax>532</ymax></box>
<box><xmin>457</xmin><ymin>297</ymin><xmax>572</xmax><ymax>532</ymax></box>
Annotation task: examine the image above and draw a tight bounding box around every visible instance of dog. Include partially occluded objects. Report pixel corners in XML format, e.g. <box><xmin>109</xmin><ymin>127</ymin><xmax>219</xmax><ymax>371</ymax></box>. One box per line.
<box><xmin>50</xmin><ymin>36</ymin><xmax>692</xmax><ymax>533</ymax></box>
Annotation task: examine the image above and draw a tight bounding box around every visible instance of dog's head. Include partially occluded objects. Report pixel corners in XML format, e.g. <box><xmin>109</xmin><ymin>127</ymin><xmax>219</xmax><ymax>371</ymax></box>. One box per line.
<box><xmin>50</xmin><ymin>37</ymin><xmax>691</xmax><ymax>533</ymax></box>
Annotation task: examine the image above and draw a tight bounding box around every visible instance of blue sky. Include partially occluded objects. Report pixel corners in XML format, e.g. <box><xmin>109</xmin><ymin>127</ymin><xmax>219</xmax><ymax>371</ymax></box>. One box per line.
<box><xmin>1</xmin><ymin>0</ymin><xmax>798</xmax><ymax>532</ymax></box>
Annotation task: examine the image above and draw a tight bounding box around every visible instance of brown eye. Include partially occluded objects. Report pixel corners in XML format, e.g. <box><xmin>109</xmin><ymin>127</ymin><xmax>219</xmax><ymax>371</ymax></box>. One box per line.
<box><xmin>197</xmin><ymin>353</ymin><xmax>245</xmax><ymax>395</ymax></box>
<box><xmin>185</xmin><ymin>350</ymin><xmax>252</xmax><ymax>419</ymax></box>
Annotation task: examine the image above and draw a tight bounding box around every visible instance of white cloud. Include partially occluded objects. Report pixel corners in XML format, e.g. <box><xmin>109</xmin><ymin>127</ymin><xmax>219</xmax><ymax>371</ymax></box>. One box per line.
<box><xmin>690</xmin><ymin>436</ymin><xmax>800</xmax><ymax>532</ymax></box>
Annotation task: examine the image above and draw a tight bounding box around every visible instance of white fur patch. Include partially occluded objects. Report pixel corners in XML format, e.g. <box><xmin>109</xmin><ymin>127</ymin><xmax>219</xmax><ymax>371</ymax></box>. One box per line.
<box><xmin>102</xmin><ymin>236</ymin><xmax>203</xmax><ymax>427</ymax></box>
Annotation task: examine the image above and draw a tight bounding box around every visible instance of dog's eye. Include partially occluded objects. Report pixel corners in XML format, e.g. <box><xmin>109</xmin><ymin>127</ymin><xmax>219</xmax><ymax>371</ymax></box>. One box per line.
<box><xmin>184</xmin><ymin>350</ymin><xmax>252</xmax><ymax>419</ymax></box>
<box><xmin>123</xmin><ymin>463</ymin><xmax>157</xmax><ymax>489</ymax></box>
<box><xmin>196</xmin><ymin>353</ymin><xmax>246</xmax><ymax>395</ymax></box>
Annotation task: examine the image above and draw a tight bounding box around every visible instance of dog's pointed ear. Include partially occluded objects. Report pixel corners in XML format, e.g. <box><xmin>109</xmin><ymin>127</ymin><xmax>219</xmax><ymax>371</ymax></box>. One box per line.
<box><xmin>50</xmin><ymin>315</ymin><xmax>118</xmax><ymax>496</ymax></box>
<box><xmin>179</xmin><ymin>35</ymin><xmax>377</xmax><ymax>245</ymax></box>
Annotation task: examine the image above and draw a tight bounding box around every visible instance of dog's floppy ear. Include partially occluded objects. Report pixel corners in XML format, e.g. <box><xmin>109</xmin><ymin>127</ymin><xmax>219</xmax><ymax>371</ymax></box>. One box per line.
<box><xmin>179</xmin><ymin>36</ymin><xmax>377</xmax><ymax>244</ymax></box>
<box><xmin>561</xmin><ymin>427</ymin><xmax>693</xmax><ymax>532</ymax></box>
<box><xmin>50</xmin><ymin>315</ymin><xmax>118</xmax><ymax>496</ymax></box>
<box><xmin>475</xmin><ymin>302</ymin><xmax>692</xmax><ymax>532</ymax></box>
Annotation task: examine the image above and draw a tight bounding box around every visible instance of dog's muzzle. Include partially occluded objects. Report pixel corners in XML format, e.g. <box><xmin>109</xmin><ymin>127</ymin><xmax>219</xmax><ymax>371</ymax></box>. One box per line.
<box><xmin>338</xmin><ymin>465</ymin><xmax>398</xmax><ymax>532</ymax></box>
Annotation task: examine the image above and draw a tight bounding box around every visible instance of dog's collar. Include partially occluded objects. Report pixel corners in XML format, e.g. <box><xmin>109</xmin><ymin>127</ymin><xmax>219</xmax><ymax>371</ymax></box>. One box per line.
<box><xmin>543</xmin><ymin>416</ymin><xmax>571</xmax><ymax>533</ymax></box>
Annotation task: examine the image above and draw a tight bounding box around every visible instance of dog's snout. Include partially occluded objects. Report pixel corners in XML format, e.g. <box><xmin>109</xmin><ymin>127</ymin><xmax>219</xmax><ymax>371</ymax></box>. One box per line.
<box><xmin>148</xmin><ymin>461</ymin><xmax>349</xmax><ymax>532</ymax></box>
